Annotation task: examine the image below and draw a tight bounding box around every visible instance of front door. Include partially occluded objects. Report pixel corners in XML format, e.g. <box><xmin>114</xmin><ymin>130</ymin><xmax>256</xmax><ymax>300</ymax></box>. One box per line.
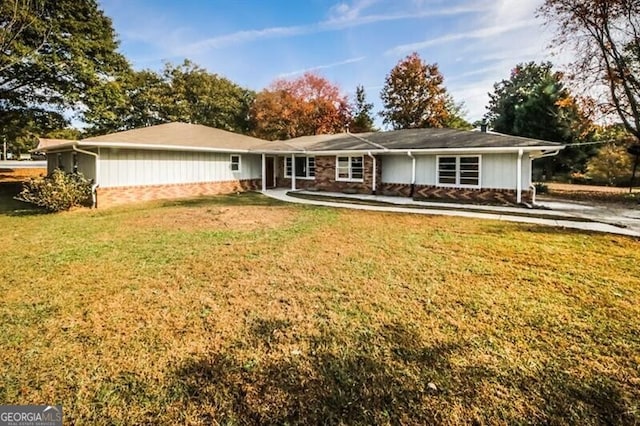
<box><xmin>266</xmin><ymin>156</ymin><xmax>275</xmax><ymax>188</ymax></box>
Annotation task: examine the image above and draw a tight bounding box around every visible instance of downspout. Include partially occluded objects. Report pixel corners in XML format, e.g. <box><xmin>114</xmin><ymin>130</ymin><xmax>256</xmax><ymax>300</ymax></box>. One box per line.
<box><xmin>367</xmin><ymin>152</ymin><xmax>377</xmax><ymax>194</ymax></box>
<box><xmin>528</xmin><ymin>148</ymin><xmax>562</xmax><ymax>205</ymax></box>
<box><xmin>72</xmin><ymin>145</ymin><xmax>99</xmax><ymax>208</ymax></box>
<box><xmin>407</xmin><ymin>151</ymin><xmax>416</xmax><ymax>197</ymax></box>
<box><xmin>516</xmin><ymin>149</ymin><xmax>523</xmax><ymax>204</ymax></box>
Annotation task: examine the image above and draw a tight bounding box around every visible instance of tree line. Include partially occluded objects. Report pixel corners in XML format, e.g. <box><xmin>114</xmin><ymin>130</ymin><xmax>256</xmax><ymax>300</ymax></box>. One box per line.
<box><xmin>2</xmin><ymin>0</ymin><xmax>639</xmax><ymax>184</ymax></box>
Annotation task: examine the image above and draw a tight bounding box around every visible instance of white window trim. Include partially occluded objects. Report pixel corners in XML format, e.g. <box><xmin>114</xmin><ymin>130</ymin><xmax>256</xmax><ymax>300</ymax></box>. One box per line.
<box><xmin>230</xmin><ymin>154</ymin><xmax>241</xmax><ymax>172</ymax></box>
<box><xmin>436</xmin><ymin>155</ymin><xmax>482</xmax><ymax>188</ymax></box>
<box><xmin>284</xmin><ymin>156</ymin><xmax>316</xmax><ymax>180</ymax></box>
<box><xmin>335</xmin><ymin>155</ymin><xmax>365</xmax><ymax>182</ymax></box>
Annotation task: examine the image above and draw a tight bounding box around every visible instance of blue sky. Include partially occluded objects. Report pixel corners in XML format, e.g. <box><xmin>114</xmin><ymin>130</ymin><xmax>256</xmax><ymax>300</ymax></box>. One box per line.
<box><xmin>99</xmin><ymin>0</ymin><xmax>561</xmax><ymax>127</ymax></box>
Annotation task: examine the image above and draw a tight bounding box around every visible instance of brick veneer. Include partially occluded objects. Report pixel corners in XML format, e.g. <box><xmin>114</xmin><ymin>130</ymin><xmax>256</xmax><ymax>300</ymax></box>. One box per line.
<box><xmin>97</xmin><ymin>179</ymin><xmax>260</xmax><ymax>208</ymax></box>
<box><xmin>277</xmin><ymin>155</ymin><xmax>380</xmax><ymax>193</ymax></box>
<box><xmin>379</xmin><ymin>182</ymin><xmax>533</xmax><ymax>205</ymax></box>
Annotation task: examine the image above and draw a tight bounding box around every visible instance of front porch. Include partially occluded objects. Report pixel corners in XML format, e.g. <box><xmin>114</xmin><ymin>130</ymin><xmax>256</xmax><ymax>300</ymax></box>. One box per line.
<box><xmin>259</xmin><ymin>154</ymin><xmax>379</xmax><ymax>193</ymax></box>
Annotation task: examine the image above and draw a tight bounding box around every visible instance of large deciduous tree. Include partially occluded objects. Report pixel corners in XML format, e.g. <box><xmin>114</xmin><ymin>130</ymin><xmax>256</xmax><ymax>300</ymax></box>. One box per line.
<box><xmin>539</xmin><ymin>0</ymin><xmax>640</xmax><ymax>142</ymax></box>
<box><xmin>380</xmin><ymin>52</ymin><xmax>453</xmax><ymax>129</ymax></box>
<box><xmin>161</xmin><ymin>60</ymin><xmax>255</xmax><ymax>133</ymax></box>
<box><xmin>349</xmin><ymin>85</ymin><xmax>376</xmax><ymax>133</ymax></box>
<box><xmin>84</xmin><ymin>60</ymin><xmax>255</xmax><ymax>136</ymax></box>
<box><xmin>485</xmin><ymin>62</ymin><xmax>593</xmax><ymax>176</ymax></box>
<box><xmin>249</xmin><ymin>73</ymin><xmax>350</xmax><ymax>140</ymax></box>
<box><xmin>1</xmin><ymin>0</ymin><xmax>129</xmax><ymax>150</ymax></box>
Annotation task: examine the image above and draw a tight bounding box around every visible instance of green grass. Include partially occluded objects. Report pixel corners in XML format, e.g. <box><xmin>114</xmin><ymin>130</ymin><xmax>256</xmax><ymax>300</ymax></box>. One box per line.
<box><xmin>0</xmin><ymin>192</ymin><xmax>639</xmax><ymax>425</ymax></box>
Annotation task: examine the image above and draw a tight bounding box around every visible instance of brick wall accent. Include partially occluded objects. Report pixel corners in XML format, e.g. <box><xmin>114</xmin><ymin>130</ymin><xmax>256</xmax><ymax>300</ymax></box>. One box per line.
<box><xmin>97</xmin><ymin>179</ymin><xmax>260</xmax><ymax>208</ymax></box>
<box><xmin>275</xmin><ymin>155</ymin><xmax>379</xmax><ymax>193</ymax></box>
<box><xmin>312</xmin><ymin>155</ymin><xmax>377</xmax><ymax>193</ymax></box>
<box><xmin>379</xmin><ymin>182</ymin><xmax>533</xmax><ymax>205</ymax></box>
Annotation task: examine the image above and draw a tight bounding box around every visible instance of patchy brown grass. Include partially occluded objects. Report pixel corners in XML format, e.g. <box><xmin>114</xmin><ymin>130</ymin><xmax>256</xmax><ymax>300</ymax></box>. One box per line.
<box><xmin>125</xmin><ymin>205</ymin><xmax>297</xmax><ymax>232</ymax></box>
<box><xmin>0</xmin><ymin>168</ymin><xmax>47</xmax><ymax>183</ymax></box>
<box><xmin>0</xmin><ymin>192</ymin><xmax>639</xmax><ymax>425</ymax></box>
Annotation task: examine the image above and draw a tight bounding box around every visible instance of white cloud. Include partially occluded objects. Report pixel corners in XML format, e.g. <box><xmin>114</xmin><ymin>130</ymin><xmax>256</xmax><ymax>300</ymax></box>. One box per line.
<box><xmin>328</xmin><ymin>0</ymin><xmax>380</xmax><ymax>22</ymax></box>
<box><xmin>278</xmin><ymin>56</ymin><xmax>367</xmax><ymax>78</ymax></box>
<box><xmin>179</xmin><ymin>4</ymin><xmax>491</xmax><ymax>55</ymax></box>
<box><xmin>385</xmin><ymin>19</ymin><xmax>539</xmax><ymax>56</ymax></box>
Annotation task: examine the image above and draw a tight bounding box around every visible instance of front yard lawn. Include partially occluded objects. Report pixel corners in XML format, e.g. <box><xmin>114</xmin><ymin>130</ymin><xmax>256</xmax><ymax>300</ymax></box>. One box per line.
<box><xmin>0</xmin><ymin>193</ymin><xmax>638</xmax><ymax>425</ymax></box>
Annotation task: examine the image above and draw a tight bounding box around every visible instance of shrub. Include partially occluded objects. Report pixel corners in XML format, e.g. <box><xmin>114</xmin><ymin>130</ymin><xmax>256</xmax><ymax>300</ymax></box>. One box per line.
<box><xmin>586</xmin><ymin>145</ymin><xmax>633</xmax><ymax>186</ymax></box>
<box><xmin>16</xmin><ymin>169</ymin><xmax>92</xmax><ymax>212</ymax></box>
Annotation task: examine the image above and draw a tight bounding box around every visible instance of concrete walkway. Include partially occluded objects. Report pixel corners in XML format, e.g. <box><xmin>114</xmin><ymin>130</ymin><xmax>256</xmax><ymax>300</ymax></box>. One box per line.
<box><xmin>262</xmin><ymin>189</ymin><xmax>640</xmax><ymax>238</ymax></box>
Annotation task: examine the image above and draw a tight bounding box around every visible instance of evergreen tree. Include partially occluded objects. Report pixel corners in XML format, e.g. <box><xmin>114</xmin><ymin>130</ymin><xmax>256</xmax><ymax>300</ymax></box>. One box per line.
<box><xmin>349</xmin><ymin>85</ymin><xmax>375</xmax><ymax>133</ymax></box>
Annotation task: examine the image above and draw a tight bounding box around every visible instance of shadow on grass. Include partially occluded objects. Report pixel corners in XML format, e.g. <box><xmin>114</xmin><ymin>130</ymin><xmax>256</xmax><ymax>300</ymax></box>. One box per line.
<box><xmin>158</xmin><ymin>192</ymin><xmax>289</xmax><ymax>209</ymax></box>
<box><xmin>0</xmin><ymin>193</ymin><xmax>45</xmax><ymax>216</ymax></box>
<box><xmin>171</xmin><ymin>321</ymin><xmax>455</xmax><ymax>425</ymax></box>
<box><xmin>164</xmin><ymin>318</ymin><xmax>637</xmax><ymax>425</ymax></box>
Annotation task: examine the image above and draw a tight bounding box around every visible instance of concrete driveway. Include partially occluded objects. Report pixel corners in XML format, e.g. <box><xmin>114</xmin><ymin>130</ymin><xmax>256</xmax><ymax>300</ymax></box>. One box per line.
<box><xmin>537</xmin><ymin>198</ymin><xmax>640</xmax><ymax>235</ymax></box>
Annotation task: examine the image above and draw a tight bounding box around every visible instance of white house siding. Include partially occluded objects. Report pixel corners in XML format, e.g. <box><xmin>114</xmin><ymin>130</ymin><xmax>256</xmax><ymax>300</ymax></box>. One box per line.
<box><xmin>481</xmin><ymin>154</ymin><xmax>517</xmax><ymax>190</ymax></box>
<box><xmin>381</xmin><ymin>153</ymin><xmax>529</xmax><ymax>190</ymax></box>
<box><xmin>415</xmin><ymin>156</ymin><xmax>437</xmax><ymax>185</ymax></box>
<box><xmin>98</xmin><ymin>149</ymin><xmax>261</xmax><ymax>188</ymax></box>
<box><xmin>381</xmin><ymin>155</ymin><xmax>412</xmax><ymax>183</ymax></box>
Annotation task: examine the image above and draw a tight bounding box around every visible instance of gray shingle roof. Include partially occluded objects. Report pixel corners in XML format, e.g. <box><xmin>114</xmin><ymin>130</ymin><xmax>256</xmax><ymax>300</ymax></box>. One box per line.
<box><xmin>282</xmin><ymin>128</ymin><xmax>562</xmax><ymax>151</ymax></box>
<box><xmin>38</xmin><ymin>123</ymin><xmax>563</xmax><ymax>154</ymax></box>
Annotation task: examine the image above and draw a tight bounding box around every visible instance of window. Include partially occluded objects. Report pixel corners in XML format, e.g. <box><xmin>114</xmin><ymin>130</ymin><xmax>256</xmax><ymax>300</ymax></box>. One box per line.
<box><xmin>57</xmin><ymin>153</ymin><xmax>64</xmax><ymax>171</ymax></box>
<box><xmin>230</xmin><ymin>155</ymin><xmax>241</xmax><ymax>172</ymax></box>
<box><xmin>72</xmin><ymin>152</ymin><xmax>78</xmax><ymax>173</ymax></box>
<box><xmin>336</xmin><ymin>156</ymin><xmax>364</xmax><ymax>181</ymax></box>
<box><xmin>437</xmin><ymin>155</ymin><xmax>480</xmax><ymax>187</ymax></box>
<box><xmin>285</xmin><ymin>156</ymin><xmax>315</xmax><ymax>179</ymax></box>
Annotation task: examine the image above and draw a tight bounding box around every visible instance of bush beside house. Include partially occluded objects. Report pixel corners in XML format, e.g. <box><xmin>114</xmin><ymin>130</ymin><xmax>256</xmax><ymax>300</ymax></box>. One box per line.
<box><xmin>16</xmin><ymin>169</ymin><xmax>92</xmax><ymax>212</ymax></box>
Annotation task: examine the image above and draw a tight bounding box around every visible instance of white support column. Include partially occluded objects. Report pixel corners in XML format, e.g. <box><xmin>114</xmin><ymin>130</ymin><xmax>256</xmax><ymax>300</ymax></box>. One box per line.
<box><xmin>367</xmin><ymin>152</ymin><xmax>377</xmax><ymax>194</ymax></box>
<box><xmin>516</xmin><ymin>149</ymin><xmax>523</xmax><ymax>204</ymax></box>
<box><xmin>291</xmin><ymin>154</ymin><xmax>296</xmax><ymax>190</ymax></box>
<box><xmin>261</xmin><ymin>154</ymin><xmax>266</xmax><ymax>192</ymax></box>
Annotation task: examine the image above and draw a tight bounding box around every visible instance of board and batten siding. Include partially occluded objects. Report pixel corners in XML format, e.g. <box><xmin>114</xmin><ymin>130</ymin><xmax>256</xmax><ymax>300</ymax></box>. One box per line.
<box><xmin>98</xmin><ymin>149</ymin><xmax>261</xmax><ymax>188</ymax></box>
<box><xmin>381</xmin><ymin>153</ymin><xmax>531</xmax><ymax>190</ymax></box>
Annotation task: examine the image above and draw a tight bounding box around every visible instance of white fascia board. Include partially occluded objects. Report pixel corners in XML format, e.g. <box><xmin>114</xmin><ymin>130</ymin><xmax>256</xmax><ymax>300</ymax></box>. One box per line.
<box><xmin>262</xmin><ymin>146</ymin><xmax>565</xmax><ymax>156</ymax></box>
<box><xmin>40</xmin><ymin>142</ymin><xmax>78</xmax><ymax>152</ymax></box>
<box><xmin>381</xmin><ymin>146</ymin><xmax>565</xmax><ymax>154</ymax></box>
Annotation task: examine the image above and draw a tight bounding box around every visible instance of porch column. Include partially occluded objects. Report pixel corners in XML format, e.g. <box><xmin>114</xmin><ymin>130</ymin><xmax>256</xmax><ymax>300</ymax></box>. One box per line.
<box><xmin>291</xmin><ymin>154</ymin><xmax>296</xmax><ymax>190</ymax></box>
<box><xmin>368</xmin><ymin>152</ymin><xmax>377</xmax><ymax>194</ymax></box>
<box><xmin>516</xmin><ymin>149</ymin><xmax>523</xmax><ymax>203</ymax></box>
<box><xmin>261</xmin><ymin>153</ymin><xmax>266</xmax><ymax>192</ymax></box>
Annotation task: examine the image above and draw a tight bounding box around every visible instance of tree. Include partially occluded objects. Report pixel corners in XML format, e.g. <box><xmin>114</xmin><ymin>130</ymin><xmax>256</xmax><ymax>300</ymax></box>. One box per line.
<box><xmin>250</xmin><ymin>73</ymin><xmax>350</xmax><ymax>140</ymax></box>
<box><xmin>586</xmin><ymin>144</ymin><xmax>633</xmax><ymax>186</ymax></box>
<box><xmin>349</xmin><ymin>85</ymin><xmax>375</xmax><ymax>133</ymax></box>
<box><xmin>380</xmin><ymin>53</ymin><xmax>453</xmax><ymax>129</ymax></box>
<box><xmin>444</xmin><ymin>95</ymin><xmax>472</xmax><ymax>130</ymax></box>
<box><xmin>485</xmin><ymin>62</ymin><xmax>593</xmax><ymax>176</ymax></box>
<box><xmin>84</xmin><ymin>68</ymin><xmax>168</xmax><ymax>135</ymax></box>
<box><xmin>83</xmin><ymin>61</ymin><xmax>255</xmax><ymax>135</ymax></box>
<box><xmin>1</xmin><ymin>0</ymin><xmax>129</xmax><ymax>146</ymax></box>
<box><xmin>539</xmin><ymin>0</ymin><xmax>640</xmax><ymax>142</ymax></box>
<box><xmin>161</xmin><ymin>60</ymin><xmax>255</xmax><ymax>133</ymax></box>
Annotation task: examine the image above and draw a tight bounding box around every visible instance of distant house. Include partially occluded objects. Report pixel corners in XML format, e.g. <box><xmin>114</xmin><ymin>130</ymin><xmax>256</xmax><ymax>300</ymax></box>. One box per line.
<box><xmin>38</xmin><ymin>122</ymin><xmax>564</xmax><ymax>207</ymax></box>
